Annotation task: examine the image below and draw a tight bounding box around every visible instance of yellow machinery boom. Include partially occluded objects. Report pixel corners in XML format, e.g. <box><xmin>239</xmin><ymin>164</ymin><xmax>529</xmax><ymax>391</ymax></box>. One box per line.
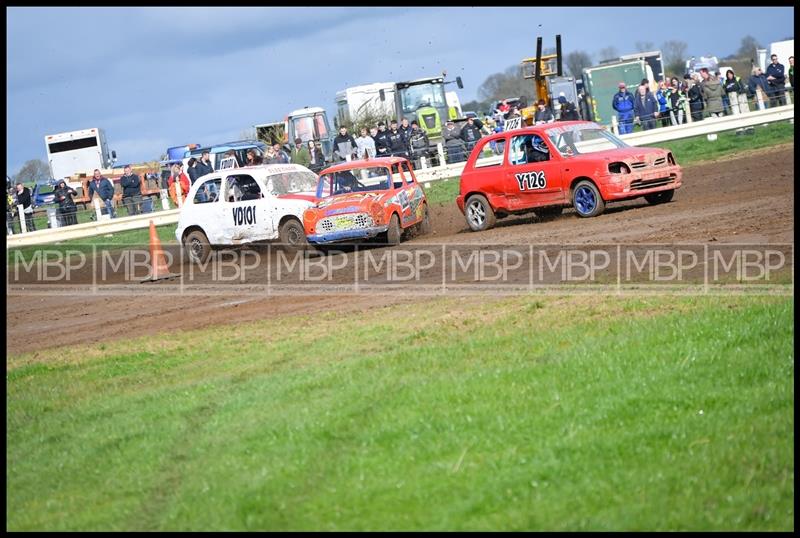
<box><xmin>519</xmin><ymin>35</ymin><xmax>563</xmax><ymax>125</ymax></box>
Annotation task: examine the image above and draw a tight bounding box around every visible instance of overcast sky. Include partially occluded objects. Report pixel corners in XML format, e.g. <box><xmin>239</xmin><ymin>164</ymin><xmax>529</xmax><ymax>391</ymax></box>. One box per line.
<box><xmin>6</xmin><ymin>6</ymin><xmax>794</xmax><ymax>175</ymax></box>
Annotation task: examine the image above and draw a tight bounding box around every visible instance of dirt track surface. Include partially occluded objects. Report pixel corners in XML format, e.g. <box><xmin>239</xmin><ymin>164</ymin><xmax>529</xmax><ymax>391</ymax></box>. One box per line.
<box><xmin>6</xmin><ymin>145</ymin><xmax>794</xmax><ymax>356</ymax></box>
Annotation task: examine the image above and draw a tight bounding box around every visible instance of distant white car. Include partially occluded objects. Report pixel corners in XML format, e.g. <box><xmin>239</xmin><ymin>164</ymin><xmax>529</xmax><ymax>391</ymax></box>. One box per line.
<box><xmin>175</xmin><ymin>164</ymin><xmax>318</xmax><ymax>264</ymax></box>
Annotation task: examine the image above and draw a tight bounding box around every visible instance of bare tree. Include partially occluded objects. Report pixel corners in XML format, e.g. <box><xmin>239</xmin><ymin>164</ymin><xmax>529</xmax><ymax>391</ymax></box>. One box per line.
<box><xmin>635</xmin><ymin>41</ymin><xmax>655</xmax><ymax>52</ymax></box>
<box><xmin>565</xmin><ymin>51</ymin><xmax>593</xmax><ymax>78</ymax></box>
<box><xmin>477</xmin><ymin>65</ymin><xmax>531</xmax><ymax>103</ymax></box>
<box><xmin>662</xmin><ymin>40</ymin><xmax>689</xmax><ymax>78</ymax></box>
<box><xmin>736</xmin><ymin>35</ymin><xmax>763</xmax><ymax>61</ymax></box>
<box><xmin>13</xmin><ymin>159</ymin><xmax>51</xmax><ymax>185</ymax></box>
<box><xmin>239</xmin><ymin>127</ymin><xmax>257</xmax><ymax>140</ymax></box>
<box><xmin>597</xmin><ymin>46</ymin><xmax>619</xmax><ymax>63</ymax></box>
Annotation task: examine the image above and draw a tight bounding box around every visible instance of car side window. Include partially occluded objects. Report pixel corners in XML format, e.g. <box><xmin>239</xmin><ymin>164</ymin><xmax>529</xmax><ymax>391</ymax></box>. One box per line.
<box><xmin>224</xmin><ymin>174</ymin><xmax>262</xmax><ymax>202</ymax></box>
<box><xmin>194</xmin><ymin>177</ymin><xmax>221</xmax><ymax>204</ymax></box>
<box><xmin>400</xmin><ymin>162</ymin><xmax>415</xmax><ymax>185</ymax></box>
<box><xmin>391</xmin><ymin>164</ymin><xmax>404</xmax><ymax>189</ymax></box>
<box><xmin>509</xmin><ymin>135</ymin><xmax>550</xmax><ymax>166</ymax></box>
<box><xmin>473</xmin><ymin>138</ymin><xmax>505</xmax><ymax>168</ymax></box>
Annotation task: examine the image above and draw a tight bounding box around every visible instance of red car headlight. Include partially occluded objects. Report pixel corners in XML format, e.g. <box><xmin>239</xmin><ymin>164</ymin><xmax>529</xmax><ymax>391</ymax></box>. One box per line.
<box><xmin>608</xmin><ymin>162</ymin><xmax>631</xmax><ymax>174</ymax></box>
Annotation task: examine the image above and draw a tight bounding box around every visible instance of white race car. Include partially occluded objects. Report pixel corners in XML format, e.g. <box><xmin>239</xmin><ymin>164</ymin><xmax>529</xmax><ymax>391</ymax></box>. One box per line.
<box><xmin>176</xmin><ymin>164</ymin><xmax>318</xmax><ymax>264</ymax></box>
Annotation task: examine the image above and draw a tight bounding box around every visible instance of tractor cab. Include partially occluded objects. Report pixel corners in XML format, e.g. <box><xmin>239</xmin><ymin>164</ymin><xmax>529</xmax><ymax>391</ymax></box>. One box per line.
<box><xmin>394</xmin><ymin>76</ymin><xmax>463</xmax><ymax>140</ymax></box>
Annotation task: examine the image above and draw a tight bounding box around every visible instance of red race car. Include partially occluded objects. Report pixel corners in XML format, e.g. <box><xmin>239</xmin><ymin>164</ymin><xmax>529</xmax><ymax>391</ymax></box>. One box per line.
<box><xmin>303</xmin><ymin>156</ymin><xmax>430</xmax><ymax>245</ymax></box>
<box><xmin>456</xmin><ymin>121</ymin><xmax>682</xmax><ymax>231</ymax></box>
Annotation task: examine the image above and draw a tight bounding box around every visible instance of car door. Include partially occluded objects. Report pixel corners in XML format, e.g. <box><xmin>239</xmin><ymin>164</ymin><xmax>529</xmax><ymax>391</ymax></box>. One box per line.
<box><xmin>220</xmin><ymin>173</ymin><xmax>268</xmax><ymax>243</ymax></box>
<box><xmin>504</xmin><ymin>133</ymin><xmax>563</xmax><ymax>210</ymax></box>
<box><xmin>189</xmin><ymin>176</ymin><xmax>225</xmax><ymax>243</ymax></box>
<box><xmin>397</xmin><ymin>161</ymin><xmax>425</xmax><ymax>227</ymax></box>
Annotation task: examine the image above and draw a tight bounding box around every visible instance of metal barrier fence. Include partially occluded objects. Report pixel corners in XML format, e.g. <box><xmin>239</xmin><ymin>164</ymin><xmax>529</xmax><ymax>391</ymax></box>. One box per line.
<box><xmin>6</xmin><ymin>102</ymin><xmax>794</xmax><ymax>248</ymax></box>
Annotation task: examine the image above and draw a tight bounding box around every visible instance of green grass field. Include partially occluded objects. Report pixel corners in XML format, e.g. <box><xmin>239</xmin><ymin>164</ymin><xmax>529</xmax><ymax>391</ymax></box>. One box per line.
<box><xmin>6</xmin><ymin>294</ymin><xmax>793</xmax><ymax>531</ymax></box>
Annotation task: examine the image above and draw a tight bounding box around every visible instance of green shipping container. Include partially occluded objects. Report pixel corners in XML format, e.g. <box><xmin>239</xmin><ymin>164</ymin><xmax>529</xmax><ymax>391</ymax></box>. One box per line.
<box><xmin>582</xmin><ymin>60</ymin><xmax>647</xmax><ymax>126</ymax></box>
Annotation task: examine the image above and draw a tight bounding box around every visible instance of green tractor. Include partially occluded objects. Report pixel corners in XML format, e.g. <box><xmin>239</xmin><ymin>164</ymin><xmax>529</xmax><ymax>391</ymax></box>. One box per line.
<box><xmin>392</xmin><ymin>75</ymin><xmax>464</xmax><ymax>141</ymax></box>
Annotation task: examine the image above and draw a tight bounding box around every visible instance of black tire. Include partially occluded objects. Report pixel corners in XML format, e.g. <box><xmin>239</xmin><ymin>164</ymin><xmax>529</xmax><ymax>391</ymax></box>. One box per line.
<box><xmin>385</xmin><ymin>213</ymin><xmax>402</xmax><ymax>245</ymax></box>
<box><xmin>644</xmin><ymin>189</ymin><xmax>675</xmax><ymax>205</ymax></box>
<box><xmin>572</xmin><ymin>180</ymin><xmax>606</xmax><ymax>218</ymax></box>
<box><xmin>184</xmin><ymin>230</ymin><xmax>211</xmax><ymax>265</ymax></box>
<box><xmin>278</xmin><ymin>219</ymin><xmax>308</xmax><ymax>251</ymax></box>
<box><xmin>535</xmin><ymin>205</ymin><xmax>564</xmax><ymax>220</ymax></box>
<box><xmin>418</xmin><ymin>203</ymin><xmax>432</xmax><ymax>235</ymax></box>
<box><xmin>465</xmin><ymin>194</ymin><xmax>496</xmax><ymax>232</ymax></box>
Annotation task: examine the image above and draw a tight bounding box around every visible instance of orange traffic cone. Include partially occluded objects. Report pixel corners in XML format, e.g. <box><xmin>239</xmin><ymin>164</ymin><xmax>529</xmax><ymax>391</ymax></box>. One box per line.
<box><xmin>143</xmin><ymin>220</ymin><xmax>175</xmax><ymax>282</ymax></box>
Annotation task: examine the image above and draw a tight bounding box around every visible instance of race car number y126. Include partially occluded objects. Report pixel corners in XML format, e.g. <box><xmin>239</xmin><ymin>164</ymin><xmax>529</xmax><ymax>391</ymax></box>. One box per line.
<box><xmin>232</xmin><ymin>206</ymin><xmax>257</xmax><ymax>225</ymax></box>
<box><xmin>516</xmin><ymin>171</ymin><xmax>547</xmax><ymax>191</ymax></box>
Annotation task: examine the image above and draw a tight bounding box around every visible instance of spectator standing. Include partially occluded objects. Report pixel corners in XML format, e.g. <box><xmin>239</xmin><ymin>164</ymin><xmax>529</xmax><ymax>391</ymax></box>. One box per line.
<box><xmin>119</xmin><ymin>165</ymin><xmax>142</xmax><ymax>217</ymax></box>
<box><xmin>355</xmin><ymin>128</ymin><xmax>376</xmax><ymax>159</ymax></box>
<box><xmin>443</xmin><ymin>120</ymin><xmax>467</xmax><ymax>164</ymax></box>
<box><xmin>195</xmin><ymin>150</ymin><xmax>214</xmax><ymax>178</ymax></box>
<box><xmin>533</xmin><ymin>99</ymin><xmax>555</xmax><ymax>124</ymax></box>
<box><xmin>612</xmin><ymin>82</ymin><xmax>635</xmax><ymax>134</ymax></box>
<box><xmin>54</xmin><ymin>180</ymin><xmax>78</xmax><ymax>226</ymax></box>
<box><xmin>407</xmin><ymin>120</ymin><xmax>430</xmax><ymax>168</ymax></box>
<box><xmin>668</xmin><ymin>77</ymin><xmax>687</xmax><ymax>125</ymax></box>
<box><xmin>765</xmin><ymin>53</ymin><xmax>787</xmax><ymax>107</ymax></box>
<box><xmin>386</xmin><ymin>120</ymin><xmax>408</xmax><ymax>158</ymax></box>
<box><xmin>374</xmin><ymin>121</ymin><xmax>391</xmax><ymax>157</ymax></box>
<box><xmin>655</xmin><ymin>81</ymin><xmax>671</xmax><ymax>127</ymax></box>
<box><xmin>87</xmin><ymin>169</ymin><xmax>116</xmax><ymax>218</ymax></box>
<box><xmin>460</xmin><ymin>116</ymin><xmax>483</xmax><ymax>152</ymax></box>
<box><xmin>398</xmin><ymin>118</ymin><xmax>413</xmax><ymax>147</ymax></box>
<box><xmin>308</xmin><ymin>140</ymin><xmax>326</xmax><ymax>173</ymax></box>
<box><xmin>687</xmin><ymin>75</ymin><xmax>705</xmax><ymax>121</ymax></box>
<box><xmin>558</xmin><ymin>95</ymin><xmax>580</xmax><ymax>120</ymax></box>
<box><xmin>333</xmin><ymin>126</ymin><xmax>358</xmax><ymax>162</ymax></box>
<box><xmin>272</xmin><ymin>143</ymin><xmax>290</xmax><ymax>164</ymax></box>
<box><xmin>6</xmin><ymin>190</ymin><xmax>16</xmax><ymax>235</ymax></box>
<box><xmin>187</xmin><ymin>157</ymin><xmax>200</xmax><ymax>185</ymax></box>
<box><xmin>634</xmin><ymin>83</ymin><xmax>659</xmax><ymax>130</ymax></box>
<box><xmin>700</xmin><ymin>68</ymin><xmax>725</xmax><ymax>118</ymax></box>
<box><xmin>14</xmin><ymin>182</ymin><xmax>35</xmax><ymax>232</ymax></box>
<box><xmin>748</xmin><ymin>67</ymin><xmax>770</xmax><ymax>109</ymax></box>
<box><xmin>168</xmin><ymin>163</ymin><xmax>190</xmax><ymax>206</ymax></box>
<box><xmin>290</xmin><ymin>137</ymin><xmax>311</xmax><ymax>167</ymax></box>
<box><xmin>788</xmin><ymin>56</ymin><xmax>794</xmax><ymax>89</ymax></box>
<box><xmin>722</xmin><ymin>69</ymin><xmax>745</xmax><ymax>114</ymax></box>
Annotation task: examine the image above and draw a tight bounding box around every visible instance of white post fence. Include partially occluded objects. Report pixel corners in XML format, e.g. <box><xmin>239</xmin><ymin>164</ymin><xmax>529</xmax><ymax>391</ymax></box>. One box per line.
<box><xmin>17</xmin><ymin>205</ymin><xmax>27</xmax><ymax>234</ymax></box>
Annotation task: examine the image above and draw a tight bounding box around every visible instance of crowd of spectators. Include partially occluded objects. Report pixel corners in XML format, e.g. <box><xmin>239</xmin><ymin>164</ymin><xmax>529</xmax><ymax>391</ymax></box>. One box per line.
<box><xmin>613</xmin><ymin>54</ymin><xmax>793</xmax><ymax>132</ymax></box>
<box><xmin>8</xmin><ymin>54</ymin><xmax>793</xmax><ymax>236</ymax></box>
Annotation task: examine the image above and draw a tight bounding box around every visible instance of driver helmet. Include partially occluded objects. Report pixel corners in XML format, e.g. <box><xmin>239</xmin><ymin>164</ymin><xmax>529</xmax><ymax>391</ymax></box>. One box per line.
<box><xmin>532</xmin><ymin>136</ymin><xmax>549</xmax><ymax>154</ymax></box>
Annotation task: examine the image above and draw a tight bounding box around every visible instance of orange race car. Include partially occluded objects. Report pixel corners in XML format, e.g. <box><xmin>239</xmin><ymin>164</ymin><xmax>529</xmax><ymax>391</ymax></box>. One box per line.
<box><xmin>303</xmin><ymin>156</ymin><xmax>430</xmax><ymax>245</ymax></box>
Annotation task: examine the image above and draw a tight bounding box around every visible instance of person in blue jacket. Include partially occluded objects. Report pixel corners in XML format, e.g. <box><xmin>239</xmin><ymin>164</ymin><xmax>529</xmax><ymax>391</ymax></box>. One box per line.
<box><xmin>633</xmin><ymin>83</ymin><xmax>660</xmax><ymax>131</ymax></box>
<box><xmin>87</xmin><ymin>169</ymin><xmax>116</xmax><ymax>218</ymax></box>
<box><xmin>612</xmin><ymin>82</ymin><xmax>635</xmax><ymax>134</ymax></box>
<box><xmin>655</xmin><ymin>80</ymin><xmax>671</xmax><ymax>127</ymax></box>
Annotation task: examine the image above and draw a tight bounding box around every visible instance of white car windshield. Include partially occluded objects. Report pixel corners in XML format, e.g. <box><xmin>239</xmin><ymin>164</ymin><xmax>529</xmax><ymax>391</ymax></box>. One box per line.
<box><xmin>545</xmin><ymin>123</ymin><xmax>629</xmax><ymax>157</ymax></box>
<box><xmin>266</xmin><ymin>170</ymin><xmax>318</xmax><ymax>196</ymax></box>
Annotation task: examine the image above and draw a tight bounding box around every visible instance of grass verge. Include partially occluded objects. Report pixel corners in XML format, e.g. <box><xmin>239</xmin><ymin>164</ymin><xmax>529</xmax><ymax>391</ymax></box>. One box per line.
<box><xmin>6</xmin><ymin>294</ymin><xmax>793</xmax><ymax>531</ymax></box>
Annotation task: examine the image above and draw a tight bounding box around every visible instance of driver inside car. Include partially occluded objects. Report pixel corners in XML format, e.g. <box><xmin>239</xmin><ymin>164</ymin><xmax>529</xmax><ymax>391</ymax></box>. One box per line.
<box><xmin>526</xmin><ymin>135</ymin><xmax>550</xmax><ymax>163</ymax></box>
<box><xmin>335</xmin><ymin>171</ymin><xmax>358</xmax><ymax>194</ymax></box>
